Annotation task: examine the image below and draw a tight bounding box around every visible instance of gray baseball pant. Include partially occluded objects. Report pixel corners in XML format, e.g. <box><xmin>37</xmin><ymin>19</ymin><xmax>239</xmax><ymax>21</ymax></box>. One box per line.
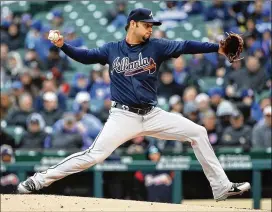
<box><xmin>32</xmin><ymin>106</ymin><xmax>232</xmax><ymax>199</ymax></box>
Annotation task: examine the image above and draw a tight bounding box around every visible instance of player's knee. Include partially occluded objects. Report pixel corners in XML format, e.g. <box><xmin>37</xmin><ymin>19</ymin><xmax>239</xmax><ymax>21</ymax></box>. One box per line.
<box><xmin>197</xmin><ymin>126</ymin><xmax>208</xmax><ymax>137</ymax></box>
<box><xmin>92</xmin><ymin>151</ymin><xmax>111</xmax><ymax>164</ymax></box>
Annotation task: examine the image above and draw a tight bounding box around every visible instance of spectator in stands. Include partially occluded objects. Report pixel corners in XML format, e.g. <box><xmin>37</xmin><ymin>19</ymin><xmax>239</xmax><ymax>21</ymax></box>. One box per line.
<box><xmin>215</xmin><ymin>66</ymin><xmax>227</xmax><ymax>81</ymax></box>
<box><xmin>1</xmin><ymin>22</ymin><xmax>24</xmax><ymax>50</ymax></box>
<box><xmin>252</xmin><ymin>105</ymin><xmax>271</xmax><ymax>149</ymax></box>
<box><xmin>1</xmin><ymin>44</ymin><xmax>11</xmax><ymax>89</ymax></box>
<box><xmin>180</xmin><ymin>1</ymin><xmax>204</xmax><ymax>15</ymax></box>
<box><xmin>152</xmin><ymin>29</ymin><xmax>166</xmax><ymax>39</ymax></box>
<box><xmin>221</xmin><ymin>110</ymin><xmax>252</xmax><ymax>151</ymax></box>
<box><xmin>19</xmin><ymin>69</ymin><xmax>40</xmax><ymax>97</ymax></box>
<box><xmin>9</xmin><ymin>81</ymin><xmax>24</xmax><ymax>109</ymax></box>
<box><xmin>227</xmin><ymin>56</ymin><xmax>267</xmax><ymax>93</ymax></box>
<box><xmin>6</xmin><ymin>51</ymin><xmax>24</xmax><ymax>79</ymax></box>
<box><xmin>134</xmin><ymin>145</ymin><xmax>173</xmax><ymax>203</ymax></box>
<box><xmin>245</xmin><ymin>19</ymin><xmax>261</xmax><ymax>39</ymax></box>
<box><xmin>90</xmin><ymin>69</ymin><xmax>102</xmax><ymax>87</ymax></box>
<box><xmin>125</xmin><ymin>136</ymin><xmax>149</xmax><ymax>154</ymax></box>
<box><xmin>105</xmin><ymin>0</ymin><xmax>127</xmax><ymax>29</ymax></box>
<box><xmin>69</xmin><ymin>73</ymin><xmax>91</xmax><ymax>98</ymax></box>
<box><xmin>0</xmin><ymin>144</ymin><xmax>19</xmax><ymax>194</ymax></box>
<box><xmin>23</xmin><ymin>48</ymin><xmax>45</xmax><ymax>71</ymax></box>
<box><xmin>156</xmin><ymin>1</ymin><xmax>188</xmax><ymax>29</ymax></box>
<box><xmin>33</xmin><ymin>24</ymin><xmax>54</xmax><ymax>63</ymax></box>
<box><xmin>0</xmin><ymin>93</ymin><xmax>12</xmax><ymax>120</ymax></box>
<box><xmin>216</xmin><ymin>100</ymin><xmax>234</xmax><ymax>130</ymax></box>
<box><xmin>247</xmin><ymin>0</ymin><xmax>268</xmax><ymax>23</ymax></box>
<box><xmin>72</xmin><ymin>103</ymin><xmax>103</xmax><ymax>142</ymax></box>
<box><xmin>1</xmin><ymin>144</ymin><xmax>15</xmax><ymax>163</ymax></box>
<box><xmin>225</xmin><ymin>60</ymin><xmax>243</xmax><ymax>84</ymax></box>
<box><xmin>157</xmin><ymin>70</ymin><xmax>183</xmax><ymax>101</ymax></box>
<box><xmin>234</xmin><ymin>89</ymin><xmax>258</xmax><ymax>125</ymax></box>
<box><xmin>45</xmin><ymin>46</ymin><xmax>70</xmax><ymax>78</ymax></box>
<box><xmin>40</xmin><ymin>92</ymin><xmax>63</xmax><ymax>126</ymax></box>
<box><xmin>208</xmin><ymin>87</ymin><xmax>224</xmax><ymax>112</ymax></box>
<box><xmin>169</xmin><ymin>95</ymin><xmax>183</xmax><ymax>115</ymax></box>
<box><xmin>183</xmin><ymin>101</ymin><xmax>199</xmax><ymax>124</ymax></box>
<box><xmin>172</xmin><ymin>56</ymin><xmax>192</xmax><ymax>87</ymax></box>
<box><xmin>232</xmin><ymin>89</ymin><xmax>259</xmax><ymax>125</ymax></box>
<box><xmin>1</xmin><ymin>43</ymin><xmax>9</xmax><ymax>71</ymax></box>
<box><xmin>93</xmin><ymin>95</ymin><xmax>111</xmax><ymax>123</ymax></box>
<box><xmin>59</xmin><ymin>81</ymin><xmax>71</xmax><ymax>96</ymax></box>
<box><xmin>188</xmin><ymin>54</ymin><xmax>215</xmax><ymax>78</ymax></box>
<box><xmin>201</xmin><ymin>110</ymin><xmax>221</xmax><ymax>147</ymax></box>
<box><xmin>228</xmin><ymin>1</ymin><xmax>250</xmax><ymax>29</ymax></box>
<box><xmin>20</xmin><ymin>13</ymin><xmax>32</xmax><ymax>37</ymax></box>
<box><xmin>0</xmin><ymin>21</ymin><xmax>10</xmax><ymax>45</ymax></box>
<box><xmin>74</xmin><ymin>91</ymin><xmax>92</xmax><ymax>115</ymax></box>
<box><xmin>259</xmin><ymin>91</ymin><xmax>271</xmax><ymax>110</ymax></box>
<box><xmin>195</xmin><ymin>93</ymin><xmax>212</xmax><ymax>119</ymax></box>
<box><xmin>0</xmin><ymin>69</ymin><xmax>11</xmax><ymax>91</ymax></box>
<box><xmin>34</xmin><ymin>79</ymin><xmax>67</xmax><ymax>111</ymax></box>
<box><xmin>23</xmin><ymin>55</ymin><xmax>44</xmax><ymax>92</ymax></box>
<box><xmin>261</xmin><ymin>29</ymin><xmax>271</xmax><ymax>58</ymax></box>
<box><xmin>90</xmin><ymin>69</ymin><xmax>111</xmax><ymax>101</ymax></box>
<box><xmin>182</xmin><ymin>86</ymin><xmax>198</xmax><ymax>103</ymax></box>
<box><xmin>244</xmin><ymin>33</ymin><xmax>259</xmax><ymax>55</ymax></box>
<box><xmin>18</xmin><ymin>113</ymin><xmax>49</xmax><ymax>149</ymax></box>
<box><xmin>63</xmin><ymin>26</ymin><xmax>85</xmax><ymax>48</ymax></box>
<box><xmin>50</xmin><ymin>9</ymin><xmax>64</xmax><ymax>30</ymax></box>
<box><xmin>25</xmin><ymin>20</ymin><xmax>42</xmax><ymax>50</ymax></box>
<box><xmin>5</xmin><ymin>93</ymin><xmax>34</xmax><ymax>129</ymax></box>
<box><xmin>50</xmin><ymin>113</ymin><xmax>90</xmax><ymax>150</ymax></box>
<box><xmin>0</xmin><ymin>130</ymin><xmax>16</xmax><ymax>149</ymax></box>
<box><xmin>204</xmin><ymin>0</ymin><xmax>231</xmax><ymax>22</ymax></box>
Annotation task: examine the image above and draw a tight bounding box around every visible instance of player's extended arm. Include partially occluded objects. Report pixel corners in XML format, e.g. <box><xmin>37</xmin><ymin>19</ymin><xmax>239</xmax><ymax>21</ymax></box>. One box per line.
<box><xmin>60</xmin><ymin>43</ymin><xmax>108</xmax><ymax>65</ymax></box>
<box><xmin>161</xmin><ymin>39</ymin><xmax>220</xmax><ymax>59</ymax></box>
<box><xmin>48</xmin><ymin>30</ymin><xmax>108</xmax><ymax>65</ymax></box>
<box><xmin>179</xmin><ymin>40</ymin><xmax>219</xmax><ymax>54</ymax></box>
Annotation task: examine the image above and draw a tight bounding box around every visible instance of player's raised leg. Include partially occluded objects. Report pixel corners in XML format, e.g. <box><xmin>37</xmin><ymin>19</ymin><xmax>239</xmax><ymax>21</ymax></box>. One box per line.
<box><xmin>17</xmin><ymin>108</ymin><xmax>143</xmax><ymax>193</ymax></box>
<box><xmin>142</xmin><ymin>107</ymin><xmax>250</xmax><ymax>201</ymax></box>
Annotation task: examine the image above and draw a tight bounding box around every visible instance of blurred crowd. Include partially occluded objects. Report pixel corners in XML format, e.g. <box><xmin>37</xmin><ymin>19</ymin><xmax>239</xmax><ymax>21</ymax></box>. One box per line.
<box><xmin>0</xmin><ymin>0</ymin><xmax>271</xmax><ymax>202</ymax></box>
<box><xmin>0</xmin><ymin>0</ymin><xmax>271</xmax><ymax>164</ymax></box>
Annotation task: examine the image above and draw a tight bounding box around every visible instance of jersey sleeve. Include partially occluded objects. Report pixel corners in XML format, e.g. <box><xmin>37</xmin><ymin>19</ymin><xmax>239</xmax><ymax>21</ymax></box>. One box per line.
<box><xmin>158</xmin><ymin>38</ymin><xmax>219</xmax><ymax>59</ymax></box>
<box><xmin>60</xmin><ymin>42</ymin><xmax>110</xmax><ymax>65</ymax></box>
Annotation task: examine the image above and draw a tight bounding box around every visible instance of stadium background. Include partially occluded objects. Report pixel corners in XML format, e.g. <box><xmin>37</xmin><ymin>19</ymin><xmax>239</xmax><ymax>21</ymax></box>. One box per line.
<box><xmin>0</xmin><ymin>0</ymin><xmax>271</xmax><ymax>210</ymax></box>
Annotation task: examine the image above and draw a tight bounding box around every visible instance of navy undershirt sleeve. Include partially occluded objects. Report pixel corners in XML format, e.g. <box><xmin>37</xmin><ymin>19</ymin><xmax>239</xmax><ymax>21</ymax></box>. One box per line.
<box><xmin>60</xmin><ymin>43</ymin><xmax>109</xmax><ymax>65</ymax></box>
<box><xmin>159</xmin><ymin>39</ymin><xmax>219</xmax><ymax>58</ymax></box>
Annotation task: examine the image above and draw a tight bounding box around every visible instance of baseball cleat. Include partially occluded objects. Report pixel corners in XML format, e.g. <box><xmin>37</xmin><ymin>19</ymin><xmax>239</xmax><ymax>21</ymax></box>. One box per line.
<box><xmin>17</xmin><ymin>178</ymin><xmax>37</xmax><ymax>194</ymax></box>
<box><xmin>216</xmin><ymin>182</ymin><xmax>251</xmax><ymax>201</ymax></box>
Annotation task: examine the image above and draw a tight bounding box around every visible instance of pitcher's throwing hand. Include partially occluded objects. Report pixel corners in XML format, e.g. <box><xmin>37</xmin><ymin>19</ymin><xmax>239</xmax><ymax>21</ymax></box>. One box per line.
<box><xmin>48</xmin><ymin>30</ymin><xmax>64</xmax><ymax>48</ymax></box>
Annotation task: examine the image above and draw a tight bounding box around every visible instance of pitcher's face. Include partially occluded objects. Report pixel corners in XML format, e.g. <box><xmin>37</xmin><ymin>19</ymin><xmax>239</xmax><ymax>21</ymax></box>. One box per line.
<box><xmin>132</xmin><ymin>21</ymin><xmax>153</xmax><ymax>42</ymax></box>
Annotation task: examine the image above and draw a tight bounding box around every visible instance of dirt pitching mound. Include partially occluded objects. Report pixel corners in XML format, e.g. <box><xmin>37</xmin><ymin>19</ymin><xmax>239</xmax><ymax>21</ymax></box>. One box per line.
<box><xmin>1</xmin><ymin>194</ymin><xmax>267</xmax><ymax>212</ymax></box>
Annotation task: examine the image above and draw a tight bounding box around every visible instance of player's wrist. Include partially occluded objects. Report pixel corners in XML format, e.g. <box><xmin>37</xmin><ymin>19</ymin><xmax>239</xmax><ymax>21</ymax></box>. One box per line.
<box><xmin>59</xmin><ymin>42</ymin><xmax>66</xmax><ymax>49</ymax></box>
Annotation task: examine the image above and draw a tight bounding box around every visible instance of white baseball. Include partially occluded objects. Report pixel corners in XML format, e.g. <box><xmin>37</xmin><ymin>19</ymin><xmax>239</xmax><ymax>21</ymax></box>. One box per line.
<box><xmin>48</xmin><ymin>31</ymin><xmax>59</xmax><ymax>42</ymax></box>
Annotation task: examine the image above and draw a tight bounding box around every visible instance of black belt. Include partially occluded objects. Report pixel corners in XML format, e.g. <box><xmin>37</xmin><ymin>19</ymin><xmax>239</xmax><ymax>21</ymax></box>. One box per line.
<box><xmin>112</xmin><ymin>102</ymin><xmax>154</xmax><ymax>115</ymax></box>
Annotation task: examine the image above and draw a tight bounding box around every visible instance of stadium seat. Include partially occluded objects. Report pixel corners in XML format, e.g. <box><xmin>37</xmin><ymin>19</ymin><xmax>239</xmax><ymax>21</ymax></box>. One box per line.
<box><xmin>198</xmin><ymin>77</ymin><xmax>220</xmax><ymax>93</ymax></box>
<box><xmin>90</xmin><ymin>99</ymin><xmax>104</xmax><ymax>113</ymax></box>
<box><xmin>4</xmin><ymin>1</ymin><xmax>30</xmax><ymax>13</ymax></box>
<box><xmin>3</xmin><ymin>126</ymin><xmax>25</xmax><ymax>145</ymax></box>
<box><xmin>66</xmin><ymin>98</ymin><xmax>75</xmax><ymax>111</ymax></box>
<box><xmin>63</xmin><ymin>72</ymin><xmax>75</xmax><ymax>84</ymax></box>
<box><xmin>16</xmin><ymin>48</ymin><xmax>26</xmax><ymax>60</ymax></box>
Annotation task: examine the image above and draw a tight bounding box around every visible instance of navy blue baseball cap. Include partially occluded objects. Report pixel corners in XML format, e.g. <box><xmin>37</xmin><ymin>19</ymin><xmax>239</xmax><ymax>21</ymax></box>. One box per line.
<box><xmin>126</xmin><ymin>8</ymin><xmax>161</xmax><ymax>29</ymax></box>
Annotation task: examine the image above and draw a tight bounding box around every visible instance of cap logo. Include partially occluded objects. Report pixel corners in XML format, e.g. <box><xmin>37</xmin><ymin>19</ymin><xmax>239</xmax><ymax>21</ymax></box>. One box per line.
<box><xmin>149</xmin><ymin>12</ymin><xmax>153</xmax><ymax>18</ymax></box>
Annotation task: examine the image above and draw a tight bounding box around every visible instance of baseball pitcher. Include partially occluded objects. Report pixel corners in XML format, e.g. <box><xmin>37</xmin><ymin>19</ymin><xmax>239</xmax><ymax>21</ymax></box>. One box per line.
<box><xmin>18</xmin><ymin>8</ymin><xmax>249</xmax><ymax>201</ymax></box>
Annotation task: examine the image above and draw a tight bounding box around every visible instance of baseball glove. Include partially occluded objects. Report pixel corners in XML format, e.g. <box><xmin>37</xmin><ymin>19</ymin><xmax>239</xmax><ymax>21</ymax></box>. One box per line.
<box><xmin>220</xmin><ymin>32</ymin><xmax>244</xmax><ymax>63</ymax></box>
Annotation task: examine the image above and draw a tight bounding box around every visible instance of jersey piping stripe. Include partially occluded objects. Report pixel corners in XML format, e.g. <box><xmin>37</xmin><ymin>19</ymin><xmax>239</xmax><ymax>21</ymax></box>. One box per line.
<box><xmin>37</xmin><ymin>126</ymin><xmax>105</xmax><ymax>175</ymax></box>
